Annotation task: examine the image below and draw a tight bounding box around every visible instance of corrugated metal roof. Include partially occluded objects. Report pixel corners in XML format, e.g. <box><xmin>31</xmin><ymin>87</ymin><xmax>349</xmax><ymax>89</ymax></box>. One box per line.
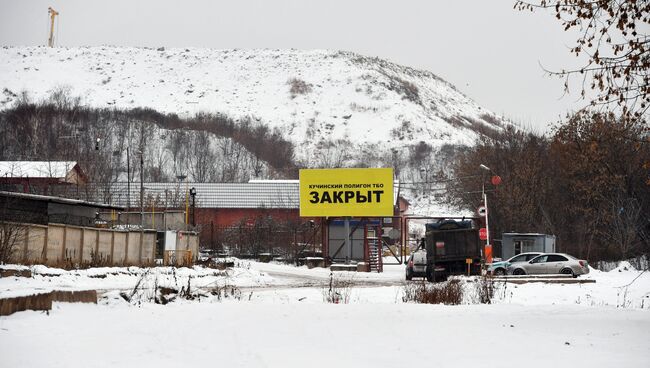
<box><xmin>0</xmin><ymin>161</ymin><xmax>78</xmax><ymax>178</ymax></box>
<box><xmin>0</xmin><ymin>190</ymin><xmax>124</xmax><ymax>210</ymax></box>
<box><xmin>108</xmin><ymin>181</ymin><xmax>300</xmax><ymax>209</ymax></box>
<box><xmin>42</xmin><ymin>179</ymin><xmax>400</xmax><ymax>211</ymax></box>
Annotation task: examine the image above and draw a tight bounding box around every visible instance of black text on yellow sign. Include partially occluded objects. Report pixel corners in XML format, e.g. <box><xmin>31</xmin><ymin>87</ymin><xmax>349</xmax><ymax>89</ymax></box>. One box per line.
<box><xmin>299</xmin><ymin>168</ymin><xmax>394</xmax><ymax>217</ymax></box>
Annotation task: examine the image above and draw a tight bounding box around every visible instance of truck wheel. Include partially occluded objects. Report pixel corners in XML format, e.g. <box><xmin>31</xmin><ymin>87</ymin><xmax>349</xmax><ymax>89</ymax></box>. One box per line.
<box><xmin>406</xmin><ymin>270</ymin><xmax>413</xmax><ymax>281</ymax></box>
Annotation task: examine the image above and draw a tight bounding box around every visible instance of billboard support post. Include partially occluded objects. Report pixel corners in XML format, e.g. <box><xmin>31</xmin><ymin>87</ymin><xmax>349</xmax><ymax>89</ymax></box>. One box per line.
<box><xmin>344</xmin><ymin>217</ymin><xmax>351</xmax><ymax>263</ymax></box>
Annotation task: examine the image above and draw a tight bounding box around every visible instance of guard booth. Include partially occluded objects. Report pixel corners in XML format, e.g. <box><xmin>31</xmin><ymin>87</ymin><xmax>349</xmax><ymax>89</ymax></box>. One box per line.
<box><xmin>501</xmin><ymin>233</ymin><xmax>556</xmax><ymax>260</ymax></box>
<box><xmin>323</xmin><ymin>216</ymin><xmax>404</xmax><ymax>272</ymax></box>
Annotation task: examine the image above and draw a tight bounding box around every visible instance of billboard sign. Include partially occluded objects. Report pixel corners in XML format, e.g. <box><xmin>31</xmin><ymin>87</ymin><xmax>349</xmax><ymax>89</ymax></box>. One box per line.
<box><xmin>299</xmin><ymin>168</ymin><xmax>394</xmax><ymax>217</ymax></box>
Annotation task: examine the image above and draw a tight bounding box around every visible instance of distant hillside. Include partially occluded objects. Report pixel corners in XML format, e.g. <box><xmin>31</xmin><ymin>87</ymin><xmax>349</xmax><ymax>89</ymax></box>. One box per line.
<box><xmin>0</xmin><ymin>47</ymin><xmax>508</xmax><ymax>153</ymax></box>
<box><xmin>0</xmin><ymin>46</ymin><xmax>512</xmax><ymax>213</ymax></box>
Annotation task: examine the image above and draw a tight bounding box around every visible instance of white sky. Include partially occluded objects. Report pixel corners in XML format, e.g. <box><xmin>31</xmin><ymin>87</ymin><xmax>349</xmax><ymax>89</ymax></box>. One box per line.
<box><xmin>0</xmin><ymin>0</ymin><xmax>589</xmax><ymax>132</ymax></box>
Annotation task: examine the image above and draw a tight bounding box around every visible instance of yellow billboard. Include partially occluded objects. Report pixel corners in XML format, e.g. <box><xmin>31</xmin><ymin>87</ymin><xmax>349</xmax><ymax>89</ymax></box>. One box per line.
<box><xmin>299</xmin><ymin>168</ymin><xmax>394</xmax><ymax>217</ymax></box>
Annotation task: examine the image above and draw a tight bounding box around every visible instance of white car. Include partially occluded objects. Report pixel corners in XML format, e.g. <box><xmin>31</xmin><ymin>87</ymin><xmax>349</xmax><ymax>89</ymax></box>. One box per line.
<box><xmin>508</xmin><ymin>253</ymin><xmax>590</xmax><ymax>277</ymax></box>
<box><xmin>487</xmin><ymin>252</ymin><xmax>542</xmax><ymax>276</ymax></box>
<box><xmin>405</xmin><ymin>250</ymin><xmax>427</xmax><ymax>280</ymax></box>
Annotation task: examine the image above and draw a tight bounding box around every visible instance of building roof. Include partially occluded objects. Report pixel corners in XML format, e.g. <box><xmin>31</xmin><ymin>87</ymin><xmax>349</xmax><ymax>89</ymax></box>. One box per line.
<box><xmin>0</xmin><ymin>191</ymin><xmax>124</xmax><ymax>210</ymax></box>
<box><xmin>502</xmin><ymin>233</ymin><xmax>555</xmax><ymax>237</ymax></box>
<box><xmin>108</xmin><ymin>181</ymin><xmax>300</xmax><ymax>209</ymax></box>
<box><xmin>47</xmin><ymin>179</ymin><xmax>402</xmax><ymax>211</ymax></box>
<box><xmin>0</xmin><ymin>161</ymin><xmax>79</xmax><ymax>179</ymax></box>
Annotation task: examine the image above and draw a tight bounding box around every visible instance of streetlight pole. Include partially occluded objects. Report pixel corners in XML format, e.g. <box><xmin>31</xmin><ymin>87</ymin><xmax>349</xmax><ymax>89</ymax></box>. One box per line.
<box><xmin>479</xmin><ymin>164</ymin><xmax>501</xmax><ymax>264</ymax></box>
<box><xmin>189</xmin><ymin>187</ymin><xmax>197</xmax><ymax>227</ymax></box>
<box><xmin>480</xmin><ymin>164</ymin><xmax>491</xmax><ymax>247</ymax></box>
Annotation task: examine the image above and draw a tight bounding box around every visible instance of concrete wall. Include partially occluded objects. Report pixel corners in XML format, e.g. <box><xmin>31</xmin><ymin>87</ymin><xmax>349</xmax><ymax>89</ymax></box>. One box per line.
<box><xmin>126</xmin><ymin>231</ymin><xmax>141</xmax><ymax>264</ymax></box>
<box><xmin>5</xmin><ymin>222</ymin><xmax>193</xmax><ymax>267</ymax></box>
<box><xmin>112</xmin><ymin>232</ymin><xmax>127</xmax><ymax>264</ymax></box>
<box><xmin>100</xmin><ymin>211</ymin><xmax>187</xmax><ymax>231</ymax></box>
<box><xmin>97</xmin><ymin>231</ymin><xmax>113</xmax><ymax>261</ymax></box>
<box><xmin>82</xmin><ymin>228</ymin><xmax>98</xmax><ymax>262</ymax></box>
<box><xmin>25</xmin><ymin>225</ymin><xmax>46</xmax><ymax>262</ymax></box>
<box><xmin>64</xmin><ymin>226</ymin><xmax>82</xmax><ymax>262</ymax></box>
<box><xmin>46</xmin><ymin>226</ymin><xmax>65</xmax><ymax>262</ymax></box>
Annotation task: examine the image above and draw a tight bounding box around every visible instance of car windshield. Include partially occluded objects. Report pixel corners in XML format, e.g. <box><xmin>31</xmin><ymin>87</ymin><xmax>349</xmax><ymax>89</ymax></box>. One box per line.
<box><xmin>508</xmin><ymin>254</ymin><xmax>526</xmax><ymax>263</ymax></box>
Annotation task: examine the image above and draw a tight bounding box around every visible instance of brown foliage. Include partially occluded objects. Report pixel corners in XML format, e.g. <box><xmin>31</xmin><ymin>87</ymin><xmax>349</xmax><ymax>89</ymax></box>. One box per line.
<box><xmin>402</xmin><ymin>279</ymin><xmax>463</xmax><ymax>305</ymax></box>
<box><xmin>449</xmin><ymin>111</ymin><xmax>649</xmax><ymax>262</ymax></box>
<box><xmin>515</xmin><ymin>0</ymin><xmax>649</xmax><ymax>121</ymax></box>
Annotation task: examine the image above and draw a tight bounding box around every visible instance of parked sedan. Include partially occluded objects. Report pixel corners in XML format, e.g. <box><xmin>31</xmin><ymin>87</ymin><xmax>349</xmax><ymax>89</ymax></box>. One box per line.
<box><xmin>487</xmin><ymin>252</ymin><xmax>542</xmax><ymax>276</ymax></box>
<box><xmin>508</xmin><ymin>253</ymin><xmax>589</xmax><ymax>277</ymax></box>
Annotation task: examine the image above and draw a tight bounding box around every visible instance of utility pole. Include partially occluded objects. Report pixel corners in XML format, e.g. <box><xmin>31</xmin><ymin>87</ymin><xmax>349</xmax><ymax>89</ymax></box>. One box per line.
<box><xmin>47</xmin><ymin>7</ymin><xmax>59</xmax><ymax>48</ymax></box>
<box><xmin>479</xmin><ymin>164</ymin><xmax>501</xmax><ymax>264</ymax></box>
<box><xmin>140</xmin><ymin>151</ymin><xmax>144</xmax><ymax>228</ymax></box>
<box><xmin>127</xmin><ymin>147</ymin><xmax>131</xmax><ymax>211</ymax></box>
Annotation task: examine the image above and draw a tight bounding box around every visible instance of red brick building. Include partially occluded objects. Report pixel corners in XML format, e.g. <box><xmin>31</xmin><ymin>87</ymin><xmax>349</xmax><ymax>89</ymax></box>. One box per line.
<box><xmin>0</xmin><ymin>161</ymin><xmax>87</xmax><ymax>195</ymax></box>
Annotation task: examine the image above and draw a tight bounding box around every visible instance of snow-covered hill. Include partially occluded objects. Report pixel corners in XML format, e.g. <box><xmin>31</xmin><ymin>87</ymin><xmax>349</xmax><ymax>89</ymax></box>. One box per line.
<box><xmin>0</xmin><ymin>46</ymin><xmax>507</xmax><ymax>154</ymax></box>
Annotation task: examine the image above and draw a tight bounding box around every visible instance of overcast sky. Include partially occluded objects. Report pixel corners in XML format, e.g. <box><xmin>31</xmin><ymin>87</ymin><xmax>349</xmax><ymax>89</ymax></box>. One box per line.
<box><xmin>0</xmin><ymin>0</ymin><xmax>589</xmax><ymax>132</ymax></box>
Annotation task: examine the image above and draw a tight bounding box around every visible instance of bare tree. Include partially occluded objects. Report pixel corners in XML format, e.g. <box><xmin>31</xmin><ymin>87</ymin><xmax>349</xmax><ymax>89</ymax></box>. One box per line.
<box><xmin>606</xmin><ymin>195</ymin><xmax>646</xmax><ymax>259</ymax></box>
<box><xmin>515</xmin><ymin>0</ymin><xmax>650</xmax><ymax>121</ymax></box>
<box><xmin>0</xmin><ymin>197</ymin><xmax>28</xmax><ymax>263</ymax></box>
<box><xmin>188</xmin><ymin>131</ymin><xmax>217</xmax><ymax>182</ymax></box>
<box><xmin>0</xmin><ymin>221</ymin><xmax>25</xmax><ymax>264</ymax></box>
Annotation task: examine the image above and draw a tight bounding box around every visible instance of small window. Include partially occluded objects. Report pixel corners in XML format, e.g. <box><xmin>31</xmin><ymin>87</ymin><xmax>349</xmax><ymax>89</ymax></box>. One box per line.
<box><xmin>546</xmin><ymin>255</ymin><xmax>568</xmax><ymax>262</ymax></box>
<box><xmin>530</xmin><ymin>255</ymin><xmax>548</xmax><ymax>264</ymax></box>
<box><xmin>526</xmin><ymin>253</ymin><xmax>541</xmax><ymax>261</ymax></box>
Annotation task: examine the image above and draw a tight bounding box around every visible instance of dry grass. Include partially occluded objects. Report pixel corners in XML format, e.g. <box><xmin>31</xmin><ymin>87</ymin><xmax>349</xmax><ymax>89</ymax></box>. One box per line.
<box><xmin>402</xmin><ymin>279</ymin><xmax>463</xmax><ymax>305</ymax></box>
<box><xmin>323</xmin><ymin>272</ymin><xmax>354</xmax><ymax>304</ymax></box>
<box><xmin>287</xmin><ymin>78</ymin><xmax>312</xmax><ymax>98</ymax></box>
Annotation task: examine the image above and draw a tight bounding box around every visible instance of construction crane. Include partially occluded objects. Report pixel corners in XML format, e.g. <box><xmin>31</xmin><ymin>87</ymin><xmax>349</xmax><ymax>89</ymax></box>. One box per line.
<box><xmin>47</xmin><ymin>7</ymin><xmax>59</xmax><ymax>47</ymax></box>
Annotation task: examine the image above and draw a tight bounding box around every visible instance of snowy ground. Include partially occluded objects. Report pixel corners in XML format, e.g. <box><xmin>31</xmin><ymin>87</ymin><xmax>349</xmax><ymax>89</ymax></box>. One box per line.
<box><xmin>1</xmin><ymin>260</ymin><xmax>649</xmax><ymax>367</ymax></box>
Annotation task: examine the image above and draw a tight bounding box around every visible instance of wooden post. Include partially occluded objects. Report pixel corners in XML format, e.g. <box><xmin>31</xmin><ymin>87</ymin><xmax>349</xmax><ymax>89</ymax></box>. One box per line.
<box><xmin>61</xmin><ymin>225</ymin><xmax>68</xmax><ymax>262</ymax></box>
<box><xmin>139</xmin><ymin>230</ymin><xmax>144</xmax><ymax>265</ymax></box>
<box><xmin>79</xmin><ymin>228</ymin><xmax>85</xmax><ymax>263</ymax></box>
<box><xmin>95</xmin><ymin>230</ymin><xmax>100</xmax><ymax>259</ymax></box>
<box><xmin>110</xmin><ymin>231</ymin><xmax>115</xmax><ymax>264</ymax></box>
<box><xmin>42</xmin><ymin>226</ymin><xmax>48</xmax><ymax>262</ymax></box>
<box><xmin>124</xmin><ymin>231</ymin><xmax>130</xmax><ymax>265</ymax></box>
<box><xmin>23</xmin><ymin>225</ymin><xmax>29</xmax><ymax>263</ymax></box>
